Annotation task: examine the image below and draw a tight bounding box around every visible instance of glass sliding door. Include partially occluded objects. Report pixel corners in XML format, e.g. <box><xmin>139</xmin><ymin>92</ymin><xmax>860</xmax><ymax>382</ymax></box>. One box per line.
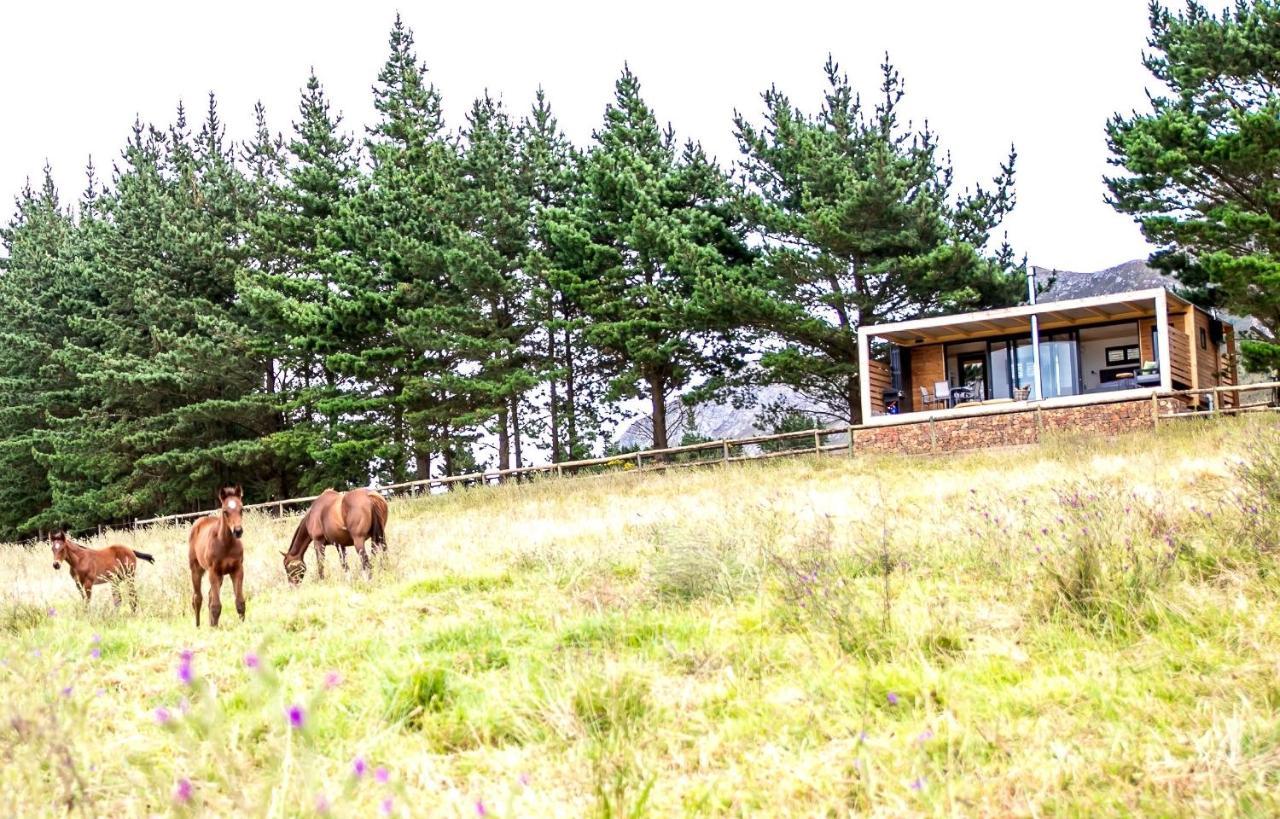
<box><xmin>1039</xmin><ymin>335</ymin><xmax>1080</xmax><ymax>398</ymax></box>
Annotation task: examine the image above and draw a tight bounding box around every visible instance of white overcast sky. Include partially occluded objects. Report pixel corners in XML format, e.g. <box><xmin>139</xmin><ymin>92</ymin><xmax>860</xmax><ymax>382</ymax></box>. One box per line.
<box><xmin>1</xmin><ymin>0</ymin><xmax>1194</xmax><ymax>272</ymax></box>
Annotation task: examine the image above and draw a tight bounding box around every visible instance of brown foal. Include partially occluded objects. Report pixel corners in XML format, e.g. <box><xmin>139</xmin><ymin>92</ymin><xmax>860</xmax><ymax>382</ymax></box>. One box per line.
<box><xmin>188</xmin><ymin>485</ymin><xmax>247</xmax><ymax>627</ymax></box>
<box><xmin>50</xmin><ymin>530</ymin><xmax>154</xmax><ymax>608</ymax></box>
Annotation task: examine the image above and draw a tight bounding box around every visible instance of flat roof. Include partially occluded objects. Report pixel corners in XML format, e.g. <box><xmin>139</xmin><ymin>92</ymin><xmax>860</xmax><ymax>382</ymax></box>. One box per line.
<box><xmin>859</xmin><ymin>288</ymin><xmax>1192</xmax><ymax>346</ymax></box>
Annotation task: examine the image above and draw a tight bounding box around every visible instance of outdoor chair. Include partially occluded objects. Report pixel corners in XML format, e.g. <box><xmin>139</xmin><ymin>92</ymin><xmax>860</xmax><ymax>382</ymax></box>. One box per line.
<box><xmin>1012</xmin><ymin>385</ymin><xmax>1031</xmax><ymax>401</ymax></box>
<box><xmin>919</xmin><ymin>385</ymin><xmax>941</xmax><ymax>410</ymax></box>
<box><xmin>933</xmin><ymin>380</ymin><xmax>951</xmax><ymax>408</ymax></box>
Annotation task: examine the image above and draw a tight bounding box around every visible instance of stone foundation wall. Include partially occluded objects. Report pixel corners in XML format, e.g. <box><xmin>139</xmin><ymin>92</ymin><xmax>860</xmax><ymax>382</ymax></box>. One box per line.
<box><xmin>852</xmin><ymin>396</ymin><xmax>1177</xmax><ymax>456</ymax></box>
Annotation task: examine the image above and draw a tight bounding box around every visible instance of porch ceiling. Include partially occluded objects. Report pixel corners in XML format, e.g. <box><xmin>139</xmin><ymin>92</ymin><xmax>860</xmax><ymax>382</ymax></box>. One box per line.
<box><xmin>863</xmin><ymin>290</ymin><xmax>1166</xmax><ymax>346</ymax></box>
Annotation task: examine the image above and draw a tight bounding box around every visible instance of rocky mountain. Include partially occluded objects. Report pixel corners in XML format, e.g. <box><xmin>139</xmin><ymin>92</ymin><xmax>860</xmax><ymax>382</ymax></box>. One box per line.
<box><xmin>615</xmin><ymin>384</ymin><xmax>830</xmax><ymax>450</ymax></box>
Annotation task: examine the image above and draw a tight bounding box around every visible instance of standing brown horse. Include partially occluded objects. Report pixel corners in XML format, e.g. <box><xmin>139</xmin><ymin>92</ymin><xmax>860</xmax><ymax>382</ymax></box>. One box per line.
<box><xmin>188</xmin><ymin>485</ymin><xmax>247</xmax><ymax>627</ymax></box>
<box><xmin>50</xmin><ymin>530</ymin><xmax>154</xmax><ymax>608</ymax></box>
<box><xmin>281</xmin><ymin>488</ymin><xmax>388</xmax><ymax>584</ymax></box>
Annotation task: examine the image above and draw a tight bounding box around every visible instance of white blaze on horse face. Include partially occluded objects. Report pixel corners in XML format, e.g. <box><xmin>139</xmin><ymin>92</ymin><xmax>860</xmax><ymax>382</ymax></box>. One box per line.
<box><xmin>227</xmin><ymin>500</ymin><xmax>238</xmax><ymax>511</ymax></box>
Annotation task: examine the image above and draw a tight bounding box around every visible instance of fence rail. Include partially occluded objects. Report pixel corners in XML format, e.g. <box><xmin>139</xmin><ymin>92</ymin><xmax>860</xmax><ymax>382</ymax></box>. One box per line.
<box><xmin>1156</xmin><ymin>380</ymin><xmax>1280</xmax><ymax>420</ymax></box>
<box><xmin>130</xmin><ymin>424</ymin><xmax>857</xmax><ymax>528</ymax></box>
<box><xmin>96</xmin><ymin>380</ymin><xmax>1280</xmax><ymax>531</ymax></box>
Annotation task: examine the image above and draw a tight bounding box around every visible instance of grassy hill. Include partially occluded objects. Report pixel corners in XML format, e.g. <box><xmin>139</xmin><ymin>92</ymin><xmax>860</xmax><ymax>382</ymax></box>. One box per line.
<box><xmin>2</xmin><ymin>416</ymin><xmax>1279</xmax><ymax>817</ymax></box>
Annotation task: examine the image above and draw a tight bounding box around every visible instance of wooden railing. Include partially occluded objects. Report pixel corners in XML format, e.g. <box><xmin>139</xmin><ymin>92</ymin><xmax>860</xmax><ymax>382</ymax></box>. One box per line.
<box><xmin>131</xmin><ymin>424</ymin><xmax>859</xmax><ymax>528</ymax></box>
<box><xmin>1168</xmin><ymin>326</ymin><xmax>1193</xmax><ymax>386</ymax></box>
<box><xmin>1156</xmin><ymin>380</ymin><xmax>1280</xmax><ymax>420</ymax></box>
<box><xmin>96</xmin><ymin>382</ymin><xmax>1280</xmax><ymax>530</ymax></box>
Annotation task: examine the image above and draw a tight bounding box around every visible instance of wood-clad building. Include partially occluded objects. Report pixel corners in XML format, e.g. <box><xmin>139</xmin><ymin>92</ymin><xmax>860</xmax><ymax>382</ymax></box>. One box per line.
<box><xmin>858</xmin><ymin>288</ymin><xmax>1237</xmax><ymax>420</ymax></box>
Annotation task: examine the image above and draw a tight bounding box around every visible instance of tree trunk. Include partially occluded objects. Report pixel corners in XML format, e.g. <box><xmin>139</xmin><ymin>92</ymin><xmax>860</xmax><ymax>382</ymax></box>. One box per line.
<box><xmin>548</xmin><ymin>324</ymin><xmax>561</xmax><ymax>463</ymax></box>
<box><xmin>564</xmin><ymin>327</ymin><xmax>579</xmax><ymax>459</ymax></box>
<box><xmin>511</xmin><ymin>395</ymin><xmax>524</xmax><ymax>469</ymax></box>
<box><xmin>648</xmin><ymin>371</ymin><xmax>669</xmax><ymax>451</ymax></box>
<box><xmin>847</xmin><ymin>374</ymin><xmax>861</xmax><ymax>425</ymax></box>
<box><xmin>497</xmin><ymin>407</ymin><xmax>510</xmax><ymax>473</ymax></box>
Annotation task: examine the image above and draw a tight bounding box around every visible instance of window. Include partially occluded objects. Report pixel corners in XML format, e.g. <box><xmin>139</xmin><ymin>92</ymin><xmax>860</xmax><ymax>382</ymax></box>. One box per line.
<box><xmin>1199</xmin><ymin>327</ymin><xmax>1207</xmax><ymax>350</ymax></box>
<box><xmin>1104</xmin><ymin>345</ymin><xmax>1140</xmax><ymax>365</ymax></box>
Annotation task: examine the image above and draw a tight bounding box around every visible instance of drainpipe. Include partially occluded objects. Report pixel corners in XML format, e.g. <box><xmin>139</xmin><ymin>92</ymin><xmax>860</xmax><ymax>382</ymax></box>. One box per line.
<box><xmin>1028</xmin><ymin>265</ymin><xmax>1043</xmax><ymax>401</ymax></box>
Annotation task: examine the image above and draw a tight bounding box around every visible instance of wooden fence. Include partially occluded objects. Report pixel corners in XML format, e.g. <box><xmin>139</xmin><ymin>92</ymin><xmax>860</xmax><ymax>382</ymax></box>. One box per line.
<box><xmin>130</xmin><ymin>423</ymin><xmax>857</xmax><ymax>528</ymax></box>
<box><xmin>1155</xmin><ymin>380</ymin><xmax>1280</xmax><ymax>421</ymax></box>
<box><xmin>103</xmin><ymin>380</ymin><xmax>1280</xmax><ymax>530</ymax></box>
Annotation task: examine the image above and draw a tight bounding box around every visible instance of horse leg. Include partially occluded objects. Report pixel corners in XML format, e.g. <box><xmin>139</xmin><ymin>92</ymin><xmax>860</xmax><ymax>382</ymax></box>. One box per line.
<box><xmin>354</xmin><ymin>539</ymin><xmax>372</xmax><ymax>578</ymax></box>
<box><xmin>190</xmin><ymin>562</ymin><xmax>205</xmax><ymax>627</ymax></box>
<box><xmin>80</xmin><ymin>579</ymin><xmax>92</xmax><ymax>606</ymax></box>
<box><xmin>232</xmin><ymin>565</ymin><xmax>246</xmax><ymax>622</ymax></box>
<box><xmin>337</xmin><ymin>544</ymin><xmax>350</xmax><ymax>573</ymax></box>
<box><xmin>207</xmin><ymin>572</ymin><xmax>224</xmax><ymax>628</ymax></box>
<box><xmin>315</xmin><ymin>541</ymin><xmax>326</xmax><ymax>580</ymax></box>
<box><xmin>111</xmin><ymin>583</ymin><xmax>122</xmax><ymax>609</ymax></box>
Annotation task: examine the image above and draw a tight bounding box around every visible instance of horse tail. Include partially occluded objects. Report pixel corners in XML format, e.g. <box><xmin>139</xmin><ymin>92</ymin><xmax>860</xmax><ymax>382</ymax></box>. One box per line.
<box><xmin>133</xmin><ymin>550</ymin><xmax>156</xmax><ymax>564</ymax></box>
<box><xmin>369</xmin><ymin>493</ymin><xmax>388</xmax><ymax>548</ymax></box>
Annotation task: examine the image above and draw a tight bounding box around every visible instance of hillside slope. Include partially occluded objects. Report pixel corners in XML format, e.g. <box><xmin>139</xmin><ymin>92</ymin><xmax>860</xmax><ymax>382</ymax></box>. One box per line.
<box><xmin>2</xmin><ymin>417</ymin><xmax>1278</xmax><ymax>816</ymax></box>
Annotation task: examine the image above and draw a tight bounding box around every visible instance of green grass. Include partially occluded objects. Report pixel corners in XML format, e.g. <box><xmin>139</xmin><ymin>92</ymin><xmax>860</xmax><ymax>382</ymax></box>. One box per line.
<box><xmin>1</xmin><ymin>415</ymin><xmax>1279</xmax><ymax>816</ymax></box>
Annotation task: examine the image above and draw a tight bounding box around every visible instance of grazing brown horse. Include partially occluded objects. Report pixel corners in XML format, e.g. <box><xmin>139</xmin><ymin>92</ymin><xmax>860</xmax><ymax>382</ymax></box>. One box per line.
<box><xmin>188</xmin><ymin>485</ymin><xmax>247</xmax><ymax>627</ymax></box>
<box><xmin>281</xmin><ymin>488</ymin><xmax>388</xmax><ymax>584</ymax></box>
<box><xmin>50</xmin><ymin>530</ymin><xmax>154</xmax><ymax>608</ymax></box>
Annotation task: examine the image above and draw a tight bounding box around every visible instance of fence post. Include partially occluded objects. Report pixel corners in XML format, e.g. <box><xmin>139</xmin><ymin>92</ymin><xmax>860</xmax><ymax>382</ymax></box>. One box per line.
<box><xmin>847</xmin><ymin>425</ymin><xmax>854</xmax><ymax>456</ymax></box>
<box><xmin>635</xmin><ymin>451</ymin><xmax>643</xmax><ymax>471</ymax></box>
<box><xmin>814</xmin><ymin>428</ymin><xmax>820</xmax><ymax>454</ymax></box>
<box><xmin>722</xmin><ymin>440</ymin><xmax>729</xmax><ymax>463</ymax></box>
<box><xmin>1150</xmin><ymin>392</ymin><xmax>1159</xmax><ymax>426</ymax></box>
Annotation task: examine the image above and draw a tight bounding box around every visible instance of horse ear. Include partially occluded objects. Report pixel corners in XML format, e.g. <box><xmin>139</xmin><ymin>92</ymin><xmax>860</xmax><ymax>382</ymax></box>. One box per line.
<box><xmin>279</xmin><ymin>551</ymin><xmax>288</xmax><ymax>558</ymax></box>
<box><xmin>234</xmin><ymin>483</ymin><xmax>243</xmax><ymax>498</ymax></box>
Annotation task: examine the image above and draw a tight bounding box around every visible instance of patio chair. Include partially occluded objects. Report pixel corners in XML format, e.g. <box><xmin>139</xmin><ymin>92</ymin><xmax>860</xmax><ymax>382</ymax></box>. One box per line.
<box><xmin>919</xmin><ymin>385</ymin><xmax>940</xmax><ymax>410</ymax></box>
<box><xmin>1012</xmin><ymin>385</ymin><xmax>1030</xmax><ymax>401</ymax></box>
<box><xmin>933</xmin><ymin>380</ymin><xmax>951</xmax><ymax>408</ymax></box>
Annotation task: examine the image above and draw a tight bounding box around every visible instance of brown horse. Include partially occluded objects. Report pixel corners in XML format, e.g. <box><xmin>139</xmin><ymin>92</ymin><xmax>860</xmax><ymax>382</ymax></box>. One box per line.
<box><xmin>281</xmin><ymin>488</ymin><xmax>388</xmax><ymax>584</ymax></box>
<box><xmin>50</xmin><ymin>530</ymin><xmax>154</xmax><ymax>608</ymax></box>
<box><xmin>188</xmin><ymin>485</ymin><xmax>247</xmax><ymax>627</ymax></box>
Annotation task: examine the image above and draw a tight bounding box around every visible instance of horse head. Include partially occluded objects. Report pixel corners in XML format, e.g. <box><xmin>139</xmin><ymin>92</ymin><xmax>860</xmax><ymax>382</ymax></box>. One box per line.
<box><xmin>282</xmin><ymin>550</ymin><xmax>307</xmax><ymax>585</ymax></box>
<box><xmin>218</xmin><ymin>485</ymin><xmax>244</xmax><ymax>539</ymax></box>
<box><xmin>49</xmin><ymin>530</ymin><xmax>70</xmax><ymax>570</ymax></box>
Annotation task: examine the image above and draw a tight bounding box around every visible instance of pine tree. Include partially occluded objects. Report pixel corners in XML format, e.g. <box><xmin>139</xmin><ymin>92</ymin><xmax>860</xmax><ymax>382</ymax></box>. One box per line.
<box><xmin>544</xmin><ymin>67</ymin><xmax>751</xmax><ymax>451</ymax></box>
<box><xmin>332</xmin><ymin>15</ymin><xmax>466</xmax><ymax>482</ymax></box>
<box><xmin>733</xmin><ymin>57</ymin><xmax>1023</xmax><ymax>423</ymax></box>
<box><xmin>0</xmin><ymin>168</ymin><xmax>79</xmax><ymax>537</ymax></box>
<box><xmin>240</xmin><ymin>75</ymin><xmax>370</xmax><ymax>492</ymax></box>
<box><xmin>455</xmin><ymin>93</ymin><xmax>538</xmax><ymax>471</ymax></box>
<box><xmin>1106</xmin><ymin>0</ymin><xmax>1280</xmax><ymax>376</ymax></box>
<box><xmin>520</xmin><ymin>89</ymin><xmax>612</xmax><ymax>461</ymax></box>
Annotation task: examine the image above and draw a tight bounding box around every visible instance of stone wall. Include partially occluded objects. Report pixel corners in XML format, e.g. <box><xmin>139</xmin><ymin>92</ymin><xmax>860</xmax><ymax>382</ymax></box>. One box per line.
<box><xmin>852</xmin><ymin>395</ymin><xmax>1176</xmax><ymax>456</ymax></box>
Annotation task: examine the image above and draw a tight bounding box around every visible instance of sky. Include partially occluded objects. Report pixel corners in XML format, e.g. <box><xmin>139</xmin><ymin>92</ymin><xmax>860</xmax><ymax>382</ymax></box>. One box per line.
<box><xmin>0</xmin><ymin>0</ymin><xmax>1186</xmax><ymax>273</ymax></box>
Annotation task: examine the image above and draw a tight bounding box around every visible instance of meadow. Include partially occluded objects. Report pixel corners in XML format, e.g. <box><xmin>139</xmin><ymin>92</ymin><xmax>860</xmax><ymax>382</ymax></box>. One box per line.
<box><xmin>2</xmin><ymin>416</ymin><xmax>1279</xmax><ymax>817</ymax></box>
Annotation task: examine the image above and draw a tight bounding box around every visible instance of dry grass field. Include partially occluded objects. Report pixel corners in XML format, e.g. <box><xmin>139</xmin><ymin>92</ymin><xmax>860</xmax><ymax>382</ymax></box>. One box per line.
<box><xmin>2</xmin><ymin>416</ymin><xmax>1279</xmax><ymax>817</ymax></box>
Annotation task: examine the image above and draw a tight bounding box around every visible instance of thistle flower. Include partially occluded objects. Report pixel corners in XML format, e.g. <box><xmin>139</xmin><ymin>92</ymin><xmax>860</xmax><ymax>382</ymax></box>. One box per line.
<box><xmin>519</xmin><ymin>772</ymin><xmax>531</xmax><ymax>787</ymax></box>
<box><xmin>380</xmin><ymin>797</ymin><xmax>394</xmax><ymax>816</ymax></box>
<box><xmin>324</xmin><ymin>671</ymin><xmax>342</xmax><ymax>689</ymax></box>
<box><xmin>154</xmin><ymin>707</ymin><xmax>172</xmax><ymax>725</ymax></box>
<box><xmin>314</xmin><ymin>794</ymin><xmax>331</xmax><ymax>815</ymax></box>
<box><xmin>61</xmin><ymin>686</ymin><xmax>73</xmax><ymax>698</ymax></box>
<box><xmin>287</xmin><ymin>704</ymin><xmax>305</xmax><ymax>730</ymax></box>
<box><xmin>244</xmin><ymin>652</ymin><xmax>260</xmax><ymax>670</ymax></box>
<box><xmin>90</xmin><ymin>647</ymin><xmax>101</xmax><ymax>660</ymax></box>
<box><xmin>375</xmin><ymin>766</ymin><xmax>389</xmax><ymax>784</ymax></box>
<box><xmin>887</xmin><ymin>692</ymin><xmax>899</xmax><ymax>706</ymax></box>
<box><xmin>174</xmin><ymin>777</ymin><xmax>193</xmax><ymax>803</ymax></box>
<box><xmin>475</xmin><ymin>799</ymin><xmax>487</xmax><ymax>816</ymax></box>
<box><xmin>352</xmin><ymin>757</ymin><xmax>367</xmax><ymax>778</ymax></box>
<box><xmin>910</xmin><ymin>777</ymin><xmax>925</xmax><ymax>791</ymax></box>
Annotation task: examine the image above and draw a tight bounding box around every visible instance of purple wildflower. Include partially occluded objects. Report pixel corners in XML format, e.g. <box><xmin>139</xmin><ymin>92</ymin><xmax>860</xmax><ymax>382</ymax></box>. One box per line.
<box><xmin>179</xmin><ymin>697</ymin><xmax>191</xmax><ymax>714</ymax></box>
<box><xmin>314</xmin><ymin>794</ymin><xmax>331</xmax><ymax>815</ymax></box>
<box><xmin>519</xmin><ymin>772</ymin><xmax>531</xmax><ymax>787</ymax></box>
<box><xmin>324</xmin><ymin>671</ymin><xmax>342</xmax><ymax>689</ymax></box>
<box><xmin>47</xmin><ymin>607</ymin><xmax>56</xmax><ymax>617</ymax></box>
<box><xmin>92</xmin><ymin>634</ymin><xmax>101</xmax><ymax>643</ymax></box>
<box><xmin>887</xmin><ymin>692</ymin><xmax>899</xmax><ymax>706</ymax></box>
<box><xmin>380</xmin><ymin>797</ymin><xmax>394</xmax><ymax>816</ymax></box>
<box><xmin>244</xmin><ymin>652</ymin><xmax>260</xmax><ymax>670</ymax></box>
<box><xmin>859</xmin><ymin>730</ymin><xmax>868</xmax><ymax>743</ymax></box>
<box><xmin>61</xmin><ymin>686</ymin><xmax>73</xmax><ymax>698</ymax></box>
<box><xmin>287</xmin><ymin>704</ymin><xmax>305</xmax><ymax>730</ymax></box>
<box><xmin>375</xmin><ymin>766</ymin><xmax>389</xmax><ymax>784</ymax></box>
<box><xmin>177</xmin><ymin>650</ymin><xmax>194</xmax><ymax>686</ymax></box>
<box><xmin>173</xmin><ymin>777</ymin><xmax>193</xmax><ymax>803</ymax></box>
<box><xmin>910</xmin><ymin>777</ymin><xmax>925</xmax><ymax>791</ymax></box>
<box><xmin>90</xmin><ymin>647</ymin><xmax>101</xmax><ymax>660</ymax></box>
<box><xmin>352</xmin><ymin>757</ymin><xmax>367</xmax><ymax>778</ymax></box>
<box><xmin>154</xmin><ymin>707</ymin><xmax>172</xmax><ymax>725</ymax></box>
<box><xmin>475</xmin><ymin>800</ymin><xmax>488</xmax><ymax>817</ymax></box>
<box><xmin>917</xmin><ymin>729</ymin><xmax>934</xmax><ymax>743</ymax></box>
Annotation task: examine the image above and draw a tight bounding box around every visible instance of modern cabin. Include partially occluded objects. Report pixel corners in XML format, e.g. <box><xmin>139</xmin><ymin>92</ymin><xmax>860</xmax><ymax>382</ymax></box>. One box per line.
<box><xmin>857</xmin><ymin>288</ymin><xmax>1238</xmax><ymax>422</ymax></box>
